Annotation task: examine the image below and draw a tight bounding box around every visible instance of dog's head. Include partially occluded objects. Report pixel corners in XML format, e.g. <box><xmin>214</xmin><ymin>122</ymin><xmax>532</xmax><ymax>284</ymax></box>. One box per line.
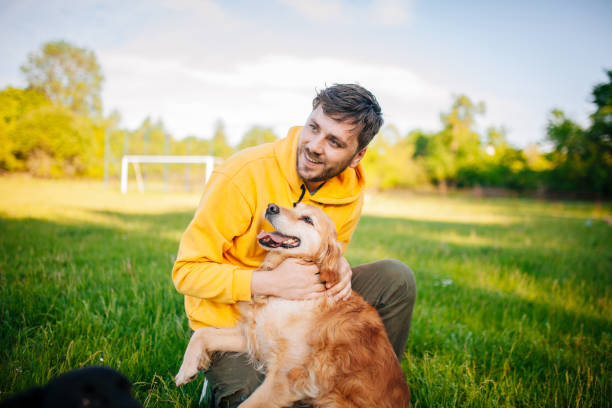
<box><xmin>0</xmin><ymin>366</ymin><xmax>141</xmax><ymax>408</ymax></box>
<box><xmin>257</xmin><ymin>203</ymin><xmax>343</xmax><ymax>285</ymax></box>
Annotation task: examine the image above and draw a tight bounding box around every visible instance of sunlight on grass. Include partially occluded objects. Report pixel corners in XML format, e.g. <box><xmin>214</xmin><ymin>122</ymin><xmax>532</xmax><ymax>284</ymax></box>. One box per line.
<box><xmin>363</xmin><ymin>192</ymin><xmax>520</xmax><ymax>225</ymax></box>
<box><xmin>0</xmin><ymin>175</ymin><xmax>199</xmax><ymax>239</ymax></box>
<box><xmin>363</xmin><ymin>191</ymin><xmax>610</xmax><ymax>225</ymax></box>
<box><xmin>0</xmin><ymin>175</ymin><xmax>201</xmax><ymax>218</ymax></box>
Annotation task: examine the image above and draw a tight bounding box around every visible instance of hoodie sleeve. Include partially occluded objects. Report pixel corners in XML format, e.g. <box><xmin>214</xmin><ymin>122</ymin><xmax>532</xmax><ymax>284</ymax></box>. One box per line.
<box><xmin>172</xmin><ymin>172</ymin><xmax>254</xmax><ymax>303</ymax></box>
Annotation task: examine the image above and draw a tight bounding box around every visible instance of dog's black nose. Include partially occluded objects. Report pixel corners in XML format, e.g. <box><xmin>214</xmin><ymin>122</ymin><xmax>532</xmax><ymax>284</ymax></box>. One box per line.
<box><xmin>266</xmin><ymin>203</ymin><xmax>280</xmax><ymax>215</ymax></box>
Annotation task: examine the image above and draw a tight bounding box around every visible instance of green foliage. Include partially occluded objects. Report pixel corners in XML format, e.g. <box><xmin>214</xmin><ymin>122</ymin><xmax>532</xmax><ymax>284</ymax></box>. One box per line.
<box><xmin>21</xmin><ymin>40</ymin><xmax>104</xmax><ymax>116</ymax></box>
<box><xmin>591</xmin><ymin>70</ymin><xmax>612</xmax><ymax>144</ymax></box>
<box><xmin>237</xmin><ymin>126</ymin><xmax>278</xmax><ymax>151</ymax></box>
<box><xmin>455</xmin><ymin>127</ymin><xmax>545</xmax><ymax>190</ymax></box>
<box><xmin>545</xmin><ymin>71</ymin><xmax>612</xmax><ymax>196</ymax></box>
<box><xmin>210</xmin><ymin>120</ymin><xmax>234</xmax><ymax>158</ymax></box>
<box><xmin>545</xmin><ymin>110</ymin><xmax>590</xmax><ymax>191</ymax></box>
<box><xmin>0</xmin><ymin>87</ymin><xmax>101</xmax><ymax>177</ymax></box>
<box><xmin>179</xmin><ymin>136</ymin><xmax>211</xmax><ymax>155</ymax></box>
<box><xmin>135</xmin><ymin>118</ymin><xmax>169</xmax><ymax>155</ymax></box>
<box><xmin>394</xmin><ymin>95</ymin><xmax>485</xmax><ymax>190</ymax></box>
<box><xmin>0</xmin><ymin>41</ymin><xmax>105</xmax><ymax>177</ymax></box>
<box><xmin>362</xmin><ymin>126</ymin><xmax>428</xmax><ymax>188</ymax></box>
<box><xmin>0</xmin><ymin>87</ymin><xmax>51</xmax><ymax>170</ymax></box>
<box><xmin>9</xmin><ymin>105</ymin><xmax>100</xmax><ymax>177</ymax></box>
<box><xmin>362</xmin><ymin>82</ymin><xmax>611</xmax><ymax>196</ymax></box>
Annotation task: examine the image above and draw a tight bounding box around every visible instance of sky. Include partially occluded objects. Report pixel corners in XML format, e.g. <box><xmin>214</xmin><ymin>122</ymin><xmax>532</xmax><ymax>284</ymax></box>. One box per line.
<box><xmin>1</xmin><ymin>0</ymin><xmax>611</xmax><ymax>147</ymax></box>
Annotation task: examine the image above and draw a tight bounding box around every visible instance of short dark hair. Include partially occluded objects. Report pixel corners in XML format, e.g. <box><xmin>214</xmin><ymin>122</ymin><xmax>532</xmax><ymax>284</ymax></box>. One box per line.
<box><xmin>312</xmin><ymin>83</ymin><xmax>383</xmax><ymax>151</ymax></box>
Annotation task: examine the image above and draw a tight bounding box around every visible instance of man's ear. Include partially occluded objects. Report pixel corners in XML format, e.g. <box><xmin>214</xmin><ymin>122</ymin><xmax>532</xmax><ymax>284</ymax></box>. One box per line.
<box><xmin>349</xmin><ymin>147</ymin><xmax>367</xmax><ymax>168</ymax></box>
<box><xmin>318</xmin><ymin>239</ymin><xmax>343</xmax><ymax>286</ymax></box>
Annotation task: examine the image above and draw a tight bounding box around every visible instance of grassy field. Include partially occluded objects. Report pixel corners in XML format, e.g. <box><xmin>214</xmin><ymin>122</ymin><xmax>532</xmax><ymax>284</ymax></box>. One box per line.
<box><xmin>0</xmin><ymin>175</ymin><xmax>610</xmax><ymax>407</ymax></box>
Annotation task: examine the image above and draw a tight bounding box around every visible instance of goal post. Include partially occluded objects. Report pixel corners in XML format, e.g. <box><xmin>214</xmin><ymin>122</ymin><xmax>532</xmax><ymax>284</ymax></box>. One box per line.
<box><xmin>120</xmin><ymin>155</ymin><xmax>221</xmax><ymax>194</ymax></box>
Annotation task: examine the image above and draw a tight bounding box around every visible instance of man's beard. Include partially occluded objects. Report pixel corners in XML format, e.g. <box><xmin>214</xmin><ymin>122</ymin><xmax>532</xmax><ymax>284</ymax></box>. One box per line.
<box><xmin>296</xmin><ymin>145</ymin><xmax>357</xmax><ymax>184</ymax></box>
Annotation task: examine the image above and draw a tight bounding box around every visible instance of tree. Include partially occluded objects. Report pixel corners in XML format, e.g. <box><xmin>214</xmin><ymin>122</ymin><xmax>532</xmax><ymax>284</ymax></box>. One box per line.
<box><xmin>0</xmin><ymin>87</ymin><xmax>51</xmax><ymax>170</ymax></box>
<box><xmin>545</xmin><ymin>109</ymin><xmax>589</xmax><ymax>191</ymax></box>
<box><xmin>460</xmin><ymin>126</ymin><xmax>534</xmax><ymax>189</ymax></box>
<box><xmin>124</xmin><ymin>117</ymin><xmax>169</xmax><ymax>155</ymax></box>
<box><xmin>210</xmin><ymin>120</ymin><xmax>234</xmax><ymax>158</ymax></box>
<box><xmin>237</xmin><ymin>126</ymin><xmax>278</xmax><ymax>151</ymax></box>
<box><xmin>523</xmin><ymin>143</ymin><xmax>552</xmax><ymax>174</ymax></box>
<box><xmin>545</xmin><ymin>70</ymin><xmax>612</xmax><ymax>196</ymax></box>
<box><xmin>9</xmin><ymin>104</ymin><xmax>99</xmax><ymax>177</ymax></box>
<box><xmin>180</xmin><ymin>135</ymin><xmax>211</xmax><ymax>156</ymax></box>
<box><xmin>361</xmin><ymin>126</ymin><xmax>429</xmax><ymax>189</ymax></box>
<box><xmin>20</xmin><ymin>40</ymin><xmax>104</xmax><ymax>116</ymax></box>
<box><xmin>590</xmin><ymin>70</ymin><xmax>612</xmax><ymax>145</ymax></box>
<box><xmin>420</xmin><ymin>95</ymin><xmax>485</xmax><ymax>190</ymax></box>
<box><xmin>440</xmin><ymin>95</ymin><xmax>484</xmax><ymax>168</ymax></box>
<box><xmin>587</xmin><ymin>70</ymin><xmax>612</xmax><ymax>194</ymax></box>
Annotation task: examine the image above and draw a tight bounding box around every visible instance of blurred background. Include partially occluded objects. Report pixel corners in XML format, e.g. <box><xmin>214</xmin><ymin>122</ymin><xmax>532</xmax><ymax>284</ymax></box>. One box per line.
<box><xmin>1</xmin><ymin>0</ymin><xmax>610</xmax><ymax>196</ymax></box>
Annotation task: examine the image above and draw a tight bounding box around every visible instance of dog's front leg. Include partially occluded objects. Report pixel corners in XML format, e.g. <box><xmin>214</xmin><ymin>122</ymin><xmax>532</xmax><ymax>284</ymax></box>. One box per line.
<box><xmin>237</xmin><ymin>362</ymin><xmax>298</xmax><ymax>408</ymax></box>
<box><xmin>175</xmin><ymin>326</ymin><xmax>246</xmax><ymax>386</ymax></box>
<box><xmin>237</xmin><ymin>374</ymin><xmax>293</xmax><ymax>408</ymax></box>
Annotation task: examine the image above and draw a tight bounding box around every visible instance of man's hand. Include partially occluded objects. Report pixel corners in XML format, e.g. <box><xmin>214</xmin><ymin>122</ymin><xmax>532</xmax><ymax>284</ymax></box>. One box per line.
<box><xmin>325</xmin><ymin>256</ymin><xmax>352</xmax><ymax>302</ymax></box>
<box><xmin>251</xmin><ymin>258</ymin><xmax>325</xmax><ymax>300</ymax></box>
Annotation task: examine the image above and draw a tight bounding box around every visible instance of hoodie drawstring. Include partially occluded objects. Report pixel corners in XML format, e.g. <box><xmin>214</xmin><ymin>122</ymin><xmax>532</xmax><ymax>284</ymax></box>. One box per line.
<box><xmin>293</xmin><ymin>184</ymin><xmax>306</xmax><ymax>207</ymax></box>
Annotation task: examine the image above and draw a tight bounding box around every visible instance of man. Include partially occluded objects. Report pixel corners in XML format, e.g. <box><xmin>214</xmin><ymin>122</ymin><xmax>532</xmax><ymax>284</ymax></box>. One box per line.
<box><xmin>172</xmin><ymin>84</ymin><xmax>416</xmax><ymax>407</ymax></box>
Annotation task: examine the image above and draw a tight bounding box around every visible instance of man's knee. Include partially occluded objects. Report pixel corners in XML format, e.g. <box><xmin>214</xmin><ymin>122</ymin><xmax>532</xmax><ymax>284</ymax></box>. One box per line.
<box><xmin>214</xmin><ymin>378</ymin><xmax>260</xmax><ymax>407</ymax></box>
<box><xmin>352</xmin><ymin>258</ymin><xmax>416</xmax><ymax>311</ymax></box>
<box><xmin>374</xmin><ymin>259</ymin><xmax>417</xmax><ymax>300</ymax></box>
<box><xmin>205</xmin><ymin>353</ymin><xmax>263</xmax><ymax>408</ymax></box>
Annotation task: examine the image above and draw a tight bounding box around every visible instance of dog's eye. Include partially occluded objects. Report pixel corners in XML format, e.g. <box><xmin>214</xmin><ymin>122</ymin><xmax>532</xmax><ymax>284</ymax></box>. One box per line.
<box><xmin>300</xmin><ymin>216</ymin><xmax>314</xmax><ymax>225</ymax></box>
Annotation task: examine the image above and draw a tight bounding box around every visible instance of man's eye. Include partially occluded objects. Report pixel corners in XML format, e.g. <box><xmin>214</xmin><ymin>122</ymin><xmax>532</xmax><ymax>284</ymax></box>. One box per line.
<box><xmin>309</xmin><ymin>124</ymin><xmax>317</xmax><ymax>131</ymax></box>
<box><xmin>329</xmin><ymin>139</ymin><xmax>341</xmax><ymax>147</ymax></box>
<box><xmin>301</xmin><ymin>216</ymin><xmax>314</xmax><ymax>225</ymax></box>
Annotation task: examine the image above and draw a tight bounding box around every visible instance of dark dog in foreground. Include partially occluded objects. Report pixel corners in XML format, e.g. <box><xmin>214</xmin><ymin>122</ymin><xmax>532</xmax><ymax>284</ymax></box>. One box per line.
<box><xmin>0</xmin><ymin>366</ymin><xmax>142</xmax><ymax>408</ymax></box>
<box><xmin>176</xmin><ymin>203</ymin><xmax>411</xmax><ymax>407</ymax></box>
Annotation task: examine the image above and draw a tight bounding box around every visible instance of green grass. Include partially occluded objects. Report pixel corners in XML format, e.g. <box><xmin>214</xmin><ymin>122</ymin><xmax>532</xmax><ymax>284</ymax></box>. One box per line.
<box><xmin>0</xmin><ymin>175</ymin><xmax>610</xmax><ymax>407</ymax></box>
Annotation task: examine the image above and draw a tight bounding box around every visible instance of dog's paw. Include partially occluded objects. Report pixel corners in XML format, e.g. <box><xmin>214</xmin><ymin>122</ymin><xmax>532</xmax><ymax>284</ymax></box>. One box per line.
<box><xmin>175</xmin><ymin>369</ymin><xmax>198</xmax><ymax>387</ymax></box>
<box><xmin>175</xmin><ymin>352</ymin><xmax>211</xmax><ymax>387</ymax></box>
<box><xmin>196</xmin><ymin>350</ymin><xmax>211</xmax><ymax>371</ymax></box>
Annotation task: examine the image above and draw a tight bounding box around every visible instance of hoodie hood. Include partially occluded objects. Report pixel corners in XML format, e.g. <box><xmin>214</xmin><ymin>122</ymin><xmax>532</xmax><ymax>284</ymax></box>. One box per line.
<box><xmin>274</xmin><ymin>126</ymin><xmax>366</xmax><ymax>205</ymax></box>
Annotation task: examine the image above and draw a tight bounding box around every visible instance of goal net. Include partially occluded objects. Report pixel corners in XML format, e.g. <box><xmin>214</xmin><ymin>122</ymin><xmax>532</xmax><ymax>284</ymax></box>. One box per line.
<box><xmin>120</xmin><ymin>155</ymin><xmax>222</xmax><ymax>194</ymax></box>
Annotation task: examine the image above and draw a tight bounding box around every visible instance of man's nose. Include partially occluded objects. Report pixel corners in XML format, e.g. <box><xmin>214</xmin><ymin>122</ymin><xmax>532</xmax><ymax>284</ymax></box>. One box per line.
<box><xmin>266</xmin><ymin>203</ymin><xmax>280</xmax><ymax>215</ymax></box>
<box><xmin>307</xmin><ymin>134</ymin><xmax>324</xmax><ymax>155</ymax></box>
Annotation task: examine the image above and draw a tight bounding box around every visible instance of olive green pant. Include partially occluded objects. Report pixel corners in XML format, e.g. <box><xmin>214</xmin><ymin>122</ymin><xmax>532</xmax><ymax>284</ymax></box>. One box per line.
<box><xmin>199</xmin><ymin>259</ymin><xmax>417</xmax><ymax>408</ymax></box>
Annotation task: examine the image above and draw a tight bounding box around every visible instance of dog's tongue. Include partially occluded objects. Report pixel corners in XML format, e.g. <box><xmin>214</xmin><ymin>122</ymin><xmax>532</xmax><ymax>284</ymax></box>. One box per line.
<box><xmin>257</xmin><ymin>231</ymin><xmax>286</xmax><ymax>243</ymax></box>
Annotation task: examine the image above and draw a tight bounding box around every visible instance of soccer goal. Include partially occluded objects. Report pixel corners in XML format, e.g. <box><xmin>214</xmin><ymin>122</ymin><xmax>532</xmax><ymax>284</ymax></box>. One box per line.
<box><xmin>120</xmin><ymin>155</ymin><xmax>222</xmax><ymax>194</ymax></box>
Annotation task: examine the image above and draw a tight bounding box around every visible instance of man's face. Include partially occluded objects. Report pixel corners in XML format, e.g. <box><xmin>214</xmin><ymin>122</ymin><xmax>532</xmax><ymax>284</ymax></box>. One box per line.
<box><xmin>296</xmin><ymin>105</ymin><xmax>367</xmax><ymax>191</ymax></box>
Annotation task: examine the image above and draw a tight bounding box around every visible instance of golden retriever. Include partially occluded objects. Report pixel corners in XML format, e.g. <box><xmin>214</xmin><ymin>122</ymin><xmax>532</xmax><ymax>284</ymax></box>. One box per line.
<box><xmin>175</xmin><ymin>203</ymin><xmax>411</xmax><ymax>408</ymax></box>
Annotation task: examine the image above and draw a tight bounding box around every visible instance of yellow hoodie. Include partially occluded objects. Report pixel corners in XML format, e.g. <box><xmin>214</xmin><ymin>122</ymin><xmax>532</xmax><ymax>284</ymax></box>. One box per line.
<box><xmin>172</xmin><ymin>126</ymin><xmax>365</xmax><ymax>330</ymax></box>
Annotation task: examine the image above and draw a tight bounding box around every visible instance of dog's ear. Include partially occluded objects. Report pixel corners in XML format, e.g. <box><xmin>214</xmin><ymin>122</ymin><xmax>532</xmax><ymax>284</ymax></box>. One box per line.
<box><xmin>317</xmin><ymin>238</ymin><xmax>343</xmax><ymax>286</ymax></box>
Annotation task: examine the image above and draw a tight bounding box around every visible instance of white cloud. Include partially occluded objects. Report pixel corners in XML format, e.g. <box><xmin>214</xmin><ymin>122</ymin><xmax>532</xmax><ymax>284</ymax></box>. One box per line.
<box><xmin>100</xmin><ymin>52</ymin><xmax>453</xmax><ymax>144</ymax></box>
<box><xmin>279</xmin><ymin>0</ymin><xmax>412</xmax><ymax>26</ymax></box>
<box><xmin>278</xmin><ymin>0</ymin><xmax>345</xmax><ymax>22</ymax></box>
<box><xmin>373</xmin><ymin>0</ymin><xmax>412</xmax><ymax>26</ymax></box>
<box><xmin>157</xmin><ymin>0</ymin><xmax>227</xmax><ymax>18</ymax></box>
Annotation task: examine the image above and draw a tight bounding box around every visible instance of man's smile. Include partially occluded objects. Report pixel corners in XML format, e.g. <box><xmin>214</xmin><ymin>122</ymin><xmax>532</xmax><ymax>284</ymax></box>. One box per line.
<box><xmin>303</xmin><ymin>149</ymin><xmax>323</xmax><ymax>166</ymax></box>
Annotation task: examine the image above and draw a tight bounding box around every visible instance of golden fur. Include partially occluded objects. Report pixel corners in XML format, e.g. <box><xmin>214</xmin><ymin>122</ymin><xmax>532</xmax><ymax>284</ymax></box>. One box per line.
<box><xmin>175</xmin><ymin>203</ymin><xmax>411</xmax><ymax>408</ymax></box>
